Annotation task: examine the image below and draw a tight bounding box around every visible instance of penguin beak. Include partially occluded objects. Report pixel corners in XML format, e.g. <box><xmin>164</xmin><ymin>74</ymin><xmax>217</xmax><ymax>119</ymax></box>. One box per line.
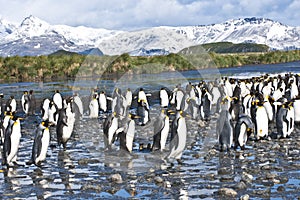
<box><xmin>167</xmin><ymin>110</ymin><xmax>176</xmax><ymax>115</ymax></box>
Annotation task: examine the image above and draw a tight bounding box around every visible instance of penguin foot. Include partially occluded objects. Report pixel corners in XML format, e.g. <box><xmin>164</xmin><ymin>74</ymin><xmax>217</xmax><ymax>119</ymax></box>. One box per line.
<box><xmin>12</xmin><ymin>161</ymin><xmax>24</xmax><ymax>167</ymax></box>
<box><xmin>176</xmin><ymin>159</ymin><xmax>183</xmax><ymax>165</ymax></box>
<box><xmin>35</xmin><ymin>162</ymin><xmax>42</xmax><ymax>168</ymax></box>
<box><xmin>26</xmin><ymin>160</ymin><xmax>34</xmax><ymax>165</ymax></box>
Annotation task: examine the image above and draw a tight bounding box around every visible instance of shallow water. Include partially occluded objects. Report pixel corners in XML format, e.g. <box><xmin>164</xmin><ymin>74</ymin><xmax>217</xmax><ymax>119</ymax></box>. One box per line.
<box><xmin>1</xmin><ymin>61</ymin><xmax>300</xmax><ymax>199</ymax></box>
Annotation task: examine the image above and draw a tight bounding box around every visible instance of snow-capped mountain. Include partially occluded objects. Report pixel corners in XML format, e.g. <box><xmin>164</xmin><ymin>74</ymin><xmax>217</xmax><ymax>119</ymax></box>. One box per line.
<box><xmin>0</xmin><ymin>16</ymin><xmax>299</xmax><ymax>57</ymax></box>
<box><xmin>168</xmin><ymin>17</ymin><xmax>300</xmax><ymax>50</ymax></box>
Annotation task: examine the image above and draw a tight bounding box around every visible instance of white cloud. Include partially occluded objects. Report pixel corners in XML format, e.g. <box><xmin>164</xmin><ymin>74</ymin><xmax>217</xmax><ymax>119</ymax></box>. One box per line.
<box><xmin>0</xmin><ymin>0</ymin><xmax>299</xmax><ymax>30</ymax></box>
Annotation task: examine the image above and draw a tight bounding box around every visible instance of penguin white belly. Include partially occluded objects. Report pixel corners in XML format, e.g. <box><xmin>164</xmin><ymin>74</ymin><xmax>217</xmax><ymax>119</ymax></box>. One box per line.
<box><xmin>48</xmin><ymin>107</ymin><xmax>58</xmax><ymax>125</ymax></box>
<box><xmin>144</xmin><ymin>109</ymin><xmax>149</xmax><ymax>124</ymax></box>
<box><xmin>176</xmin><ymin>92</ymin><xmax>184</xmax><ymax>110</ymax></box>
<box><xmin>89</xmin><ymin>99</ymin><xmax>99</xmax><ymax>118</ymax></box>
<box><xmin>42</xmin><ymin>99</ymin><xmax>50</xmax><ymax>120</ymax></box>
<box><xmin>160</xmin><ymin>90</ymin><xmax>169</xmax><ymax>107</ymax></box>
<box><xmin>63</xmin><ymin>112</ymin><xmax>75</xmax><ymax>142</ymax></box>
<box><xmin>256</xmin><ymin>107</ymin><xmax>269</xmax><ymax>139</ymax></box>
<box><xmin>238</xmin><ymin>123</ymin><xmax>247</xmax><ymax>147</ymax></box>
<box><xmin>108</xmin><ymin>118</ymin><xmax>118</xmax><ymax>145</ymax></box>
<box><xmin>74</xmin><ymin>96</ymin><xmax>83</xmax><ymax>115</ymax></box>
<box><xmin>99</xmin><ymin>94</ymin><xmax>107</xmax><ymax>112</ymax></box>
<box><xmin>138</xmin><ymin>91</ymin><xmax>147</xmax><ymax>102</ymax></box>
<box><xmin>263</xmin><ymin>101</ymin><xmax>273</xmax><ymax>122</ymax></box>
<box><xmin>53</xmin><ymin>94</ymin><xmax>63</xmax><ymax>109</ymax></box>
<box><xmin>211</xmin><ymin>87</ymin><xmax>220</xmax><ymax>105</ymax></box>
<box><xmin>282</xmin><ymin>120</ymin><xmax>288</xmax><ymax>138</ymax></box>
<box><xmin>294</xmin><ymin>100</ymin><xmax>300</xmax><ymax>123</ymax></box>
<box><xmin>192</xmin><ymin>105</ymin><xmax>198</xmax><ymax>120</ymax></box>
<box><xmin>160</xmin><ymin>117</ymin><xmax>170</xmax><ymax>151</ymax></box>
<box><xmin>7</xmin><ymin>121</ymin><xmax>21</xmax><ymax>164</ymax></box>
<box><xmin>126</xmin><ymin>120</ymin><xmax>135</xmax><ymax>153</ymax></box>
<box><xmin>11</xmin><ymin>99</ymin><xmax>17</xmax><ymax>112</ymax></box>
<box><xmin>174</xmin><ymin>118</ymin><xmax>187</xmax><ymax>159</ymax></box>
<box><xmin>125</xmin><ymin>91</ymin><xmax>132</xmax><ymax>107</ymax></box>
<box><xmin>36</xmin><ymin>129</ymin><xmax>50</xmax><ymax>163</ymax></box>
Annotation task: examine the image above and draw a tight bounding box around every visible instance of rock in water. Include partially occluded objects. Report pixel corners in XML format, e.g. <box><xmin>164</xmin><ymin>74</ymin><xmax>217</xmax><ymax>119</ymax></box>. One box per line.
<box><xmin>109</xmin><ymin>173</ymin><xmax>123</xmax><ymax>183</ymax></box>
<box><xmin>218</xmin><ymin>188</ymin><xmax>237</xmax><ymax>197</ymax></box>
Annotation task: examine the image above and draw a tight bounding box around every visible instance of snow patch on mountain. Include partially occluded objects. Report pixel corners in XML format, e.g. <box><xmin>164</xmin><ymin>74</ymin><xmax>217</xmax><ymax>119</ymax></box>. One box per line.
<box><xmin>0</xmin><ymin>16</ymin><xmax>299</xmax><ymax>57</ymax></box>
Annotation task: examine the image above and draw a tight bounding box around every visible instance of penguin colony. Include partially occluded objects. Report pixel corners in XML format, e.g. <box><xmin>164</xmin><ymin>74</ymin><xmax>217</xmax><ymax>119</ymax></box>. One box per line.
<box><xmin>1</xmin><ymin>72</ymin><xmax>300</xmax><ymax>168</ymax></box>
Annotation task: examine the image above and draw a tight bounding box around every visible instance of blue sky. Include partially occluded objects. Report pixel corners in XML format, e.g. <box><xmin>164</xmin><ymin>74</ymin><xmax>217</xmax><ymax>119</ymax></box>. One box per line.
<box><xmin>0</xmin><ymin>0</ymin><xmax>299</xmax><ymax>30</ymax></box>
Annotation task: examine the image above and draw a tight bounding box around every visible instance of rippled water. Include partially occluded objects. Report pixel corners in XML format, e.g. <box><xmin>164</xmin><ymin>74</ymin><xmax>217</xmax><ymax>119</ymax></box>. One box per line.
<box><xmin>1</xmin><ymin>61</ymin><xmax>300</xmax><ymax>199</ymax></box>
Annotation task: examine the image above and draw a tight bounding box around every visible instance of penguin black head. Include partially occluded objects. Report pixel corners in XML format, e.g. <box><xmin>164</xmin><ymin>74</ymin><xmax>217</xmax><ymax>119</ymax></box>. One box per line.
<box><xmin>41</xmin><ymin>120</ymin><xmax>50</xmax><ymax>128</ymax></box>
<box><xmin>10</xmin><ymin>95</ymin><xmax>14</xmax><ymax>99</ymax></box>
<box><xmin>4</xmin><ymin>111</ymin><xmax>13</xmax><ymax>116</ymax></box>
<box><xmin>0</xmin><ymin>93</ymin><xmax>3</xmax><ymax>98</ymax></box>
<box><xmin>66</xmin><ymin>96</ymin><xmax>74</xmax><ymax>103</ymax></box>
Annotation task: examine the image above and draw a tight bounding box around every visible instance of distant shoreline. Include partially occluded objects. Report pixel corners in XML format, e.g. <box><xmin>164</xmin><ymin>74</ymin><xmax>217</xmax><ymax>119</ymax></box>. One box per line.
<box><xmin>0</xmin><ymin>50</ymin><xmax>300</xmax><ymax>83</ymax></box>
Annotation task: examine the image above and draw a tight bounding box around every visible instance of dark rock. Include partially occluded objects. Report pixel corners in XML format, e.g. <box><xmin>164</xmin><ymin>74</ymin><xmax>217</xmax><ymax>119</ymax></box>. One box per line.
<box><xmin>154</xmin><ymin>176</ymin><xmax>164</xmax><ymax>183</ymax></box>
<box><xmin>234</xmin><ymin>181</ymin><xmax>247</xmax><ymax>190</ymax></box>
<box><xmin>277</xmin><ymin>186</ymin><xmax>285</xmax><ymax>192</ymax></box>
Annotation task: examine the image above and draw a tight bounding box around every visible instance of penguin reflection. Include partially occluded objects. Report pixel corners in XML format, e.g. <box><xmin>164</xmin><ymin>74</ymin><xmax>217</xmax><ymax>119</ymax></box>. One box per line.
<box><xmin>29</xmin><ymin>168</ymin><xmax>51</xmax><ymax>199</ymax></box>
<box><xmin>58</xmin><ymin>150</ymin><xmax>73</xmax><ymax>190</ymax></box>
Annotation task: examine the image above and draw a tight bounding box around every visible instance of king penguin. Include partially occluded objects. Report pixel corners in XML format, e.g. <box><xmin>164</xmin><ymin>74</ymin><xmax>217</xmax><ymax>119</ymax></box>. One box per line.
<box><xmin>103</xmin><ymin>112</ymin><xmax>119</xmax><ymax>150</ymax></box>
<box><xmin>118</xmin><ymin>113</ymin><xmax>137</xmax><ymax>153</ymax></box>
<box><xmin>234</xmin><ymin>114</ymin><xmax>255</xmax><ymax>150</ymax></box>
<box><xmin>152</xmin><ymin>109</ymin><xmax>170</xmax><ymax>152</ymax></box>
<box><xmin>21</xmin><ymin>91</ymin><xmax>30</xmax><ymax>115</ymax></box>
<box><xmin>98</xmin><ymin>91</ymin><xmax>108</xmax><ymax>113</ymax></box>
<box><xmin>137</xmin><ymin>99</ymin><xmax>150</xmax><ymax>126</ymax></box>
<box><xmin>73</xmin><ymin>93</ymin><xmax>84</xmax><ymax>117</ymax></box>
<box><xmin>125</xmin><ymin>88</ymin><xmax>133</xmax><ymax>108</ymax></box>
<box><xmin>254</xmin><ymin>95</ymin><xmax>269</xmax><ymax>140</ymax></box>
<box><xmin>277</xmin><ymin>101</ymin><xmax>294</xmax><ymax>138</ymax></box>
<box><xmin>26</xmin><ymin>120</ymin><xmax>51</xmax><ymax>166</ymax></box>
<box><xmin>216</xmin><ymin>98</ymin><xmax>234</xmax><ymax>151</ymax></box>
<box><xmin>48</xmin><ymin>101</ymin><xmax>59</xmax><ymax>125</ymax></box>
<box><xmin>165</xmin><ymin>111</ymin><xmax>187</xmax><ymax>164</ymax></box>
<box><xmin>2</xmin><ymin>114</ymin><xmax>22</xmax><ymax>167</ymax></box>
<box><xmin>41</xmin><ymin>98</ymin><xmax>51</xmax><ymax>120</ymax></box>
<box><xmin>5</xmin><ymin>95</ymin><xmax>17</xmax><ymax>113</ymax></box>
<box><xmin>56</xmin><ymin>101</ymin><xmax>75</xmax><ymax>149</ymax></box>
<box><xmin>89</xmin><ymin>94</ymin><xmax>99</xmax><ymax>118</ymax></box>
<box><xmin>293</xmin><ymin>96</ymin><xmax>300</xmax><ymax>126</ymax></box>
<box><xmin>160</xmin><ymin>87</ymin><xmax>169</xmax><ymax>108</ymax></box>
<box><xmin>1</xmin><ymin>111</ymin><xmax>13</xmax><ymax>144</ymax></box>
<box><xmin>200</xmin><ymin>87</ymin><xmax>212</xmax><ymax>121</ymax></box>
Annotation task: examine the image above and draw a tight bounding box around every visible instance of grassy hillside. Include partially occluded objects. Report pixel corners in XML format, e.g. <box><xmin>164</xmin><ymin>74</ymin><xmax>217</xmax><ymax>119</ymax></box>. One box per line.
<box><xmin>0</xmin><ymin>49</ymin><xmax>300</xmax><ymax>82</ymax></box>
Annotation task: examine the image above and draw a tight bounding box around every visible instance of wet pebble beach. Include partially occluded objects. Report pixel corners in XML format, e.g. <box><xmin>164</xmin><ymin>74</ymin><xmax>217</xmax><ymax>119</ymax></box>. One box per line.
<box><xmin>0</xmin><ymin>102</ymin><xmax>300</xmax><ymax>199</ymax></box>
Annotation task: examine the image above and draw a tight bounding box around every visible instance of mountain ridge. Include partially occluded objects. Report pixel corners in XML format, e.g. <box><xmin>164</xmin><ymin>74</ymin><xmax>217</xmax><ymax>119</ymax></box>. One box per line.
<box><xmin>0</xmin><ymin>16</ymin><xmax>299</xmax><ymax>57</ymax></box>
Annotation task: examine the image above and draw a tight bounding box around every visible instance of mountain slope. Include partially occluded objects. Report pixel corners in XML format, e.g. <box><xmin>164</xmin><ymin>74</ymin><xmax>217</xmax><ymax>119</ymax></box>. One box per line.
<box><xmin>0</xmin><ymin>16</ymin><xmax>299</xmax><ymax>57</ymax></box>
<box><xmin>180</xmin><ymin>42</ymin><xmax>270</xmax><ymax>54</ymax></box>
